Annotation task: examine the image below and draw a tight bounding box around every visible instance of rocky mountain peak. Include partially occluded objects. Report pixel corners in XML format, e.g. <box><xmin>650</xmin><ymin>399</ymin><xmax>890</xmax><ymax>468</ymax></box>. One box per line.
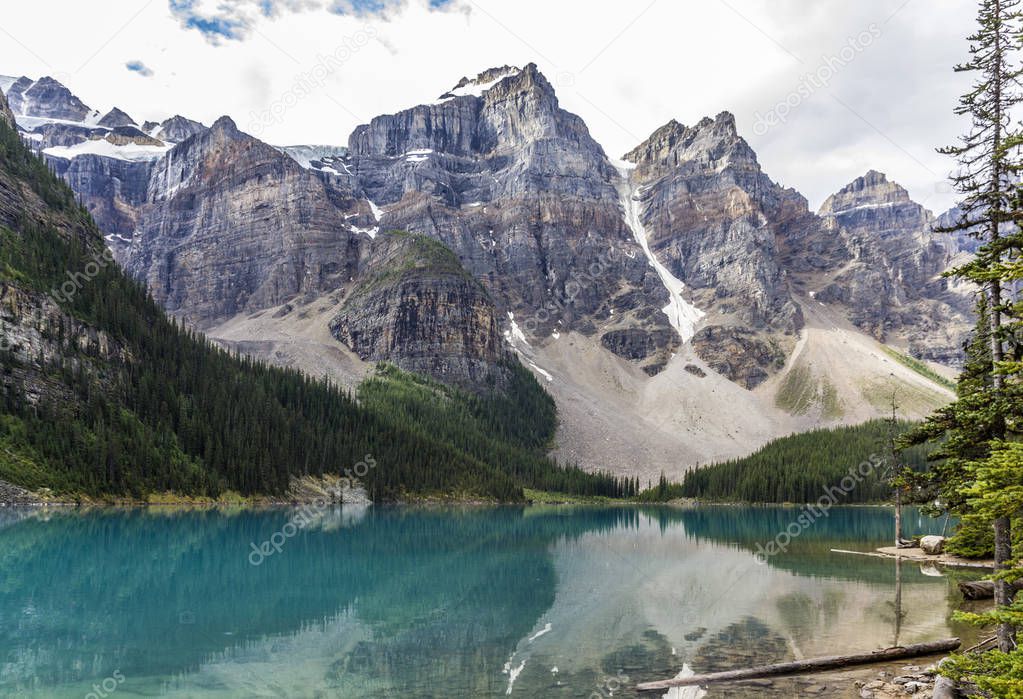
<box><xmin>439</xmin><ymin>65</ymin><xmax>523</xmax><ymax>100</ymax></box>
<box><xmin>156</xmin><ymin>115</ymin><xmax>207</xmax><ymax>143</ymax></box>
<box><xmin>6</xmin><ymin>75</ymin><xmax>94</xmax><ymax>122</ymax></box>
<box><xmin>488</xmin><ymin>62</ymin><xmax>552</xmax><ymax>96</ymax></box>
<box><xmin>98</xmin><ymin>107</ymin><xmax>137</xmax><ymax>128</ymax></box>
<box><xmin>624</xmin><ymin>110</ymin><xmax>752</xmax><ymax>177</ymax></box>
<box><xmin>818</xmin><ymin>169</ymin><xmax>919</xmax><ymax>218</ymax></box>
<box><xmin>150</xmin><ymin>113</ymin><xmax>290</xmax><ymax>201</ymax></box>
<box><xmin>210</xmin><ymin>115</ymin><xmax>239</xmax><ymax>135</ymax></box>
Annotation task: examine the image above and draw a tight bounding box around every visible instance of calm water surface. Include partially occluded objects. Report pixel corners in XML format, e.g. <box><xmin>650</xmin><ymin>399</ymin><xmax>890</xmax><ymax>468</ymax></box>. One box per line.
<box><xmin>0</xmin><ymin>506</ymin><xmax>971</xmax><ymax>698</ymax></box>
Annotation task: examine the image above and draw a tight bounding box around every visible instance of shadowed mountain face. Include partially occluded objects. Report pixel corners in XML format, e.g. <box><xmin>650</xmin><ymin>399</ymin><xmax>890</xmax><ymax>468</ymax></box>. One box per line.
<box><xmin>1</xmin><ymin>67</ymin><xmax>974</xmax><ymax>468</ymax></box>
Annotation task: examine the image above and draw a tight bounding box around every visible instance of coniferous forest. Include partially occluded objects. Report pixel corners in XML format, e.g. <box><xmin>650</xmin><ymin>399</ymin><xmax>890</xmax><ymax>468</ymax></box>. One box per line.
<box><xmin>0</xmin><ymin>115</ymin><xmax>635</xmax><ymax>503</ymax></box>
<box><xmin>676</xmin><ymin>420</ymin><xmax>929</xmax><ymax>503</ymax></box>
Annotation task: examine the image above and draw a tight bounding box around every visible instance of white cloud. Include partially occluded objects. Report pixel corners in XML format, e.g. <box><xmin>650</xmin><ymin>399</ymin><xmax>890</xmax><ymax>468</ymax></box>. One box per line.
<box><xmin>1</xmin><ymin>0</ymin><xmax>974</xmax><ymax>211</ymax></box>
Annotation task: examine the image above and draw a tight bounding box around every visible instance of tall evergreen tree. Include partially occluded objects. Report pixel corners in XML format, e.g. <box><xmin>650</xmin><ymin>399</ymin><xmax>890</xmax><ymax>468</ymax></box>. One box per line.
<box><xmin>935</xmin><ymin>0</ymin><xmax>1023</xmax><ymax>652</ymax></box>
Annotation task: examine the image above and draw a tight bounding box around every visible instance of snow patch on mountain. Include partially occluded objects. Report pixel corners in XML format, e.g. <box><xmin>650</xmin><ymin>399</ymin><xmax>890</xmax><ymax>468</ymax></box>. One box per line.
<box><xmin>505</xmin><ymin>312</ymin><xmax>531</xmax><ymax>348</ymax></box>
<box><xmin>44</xmin><ymin>139</ymin><xmax>172</xmax><ymax>162</ymax></box>
<box><xmin>277</xmin><ymin>144</ymin><xmax>349</xmax><ymax>169</ymax></box>
<box><xmin>821</xmin><ymin>201</ymin><xmax>897</xmax><ymax>217</ymax></box>
<box><xmin>615</xmin><ymin>163</ymin><xmax>704</xmax><ymax>343</ymax></box>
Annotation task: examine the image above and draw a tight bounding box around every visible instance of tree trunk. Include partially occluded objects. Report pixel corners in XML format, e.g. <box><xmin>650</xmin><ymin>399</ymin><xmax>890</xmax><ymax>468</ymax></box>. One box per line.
<box><xmin>989</xmin><ymin>1</ymin><xmax>1012</xmax><ymax>650</ymax></box>
<box><xmin>634</xmin><ymin>639</ymin><xmax>962</xmax><ymax>691</ymax></box>
<box><xmin>895</xmin><ymin>489</ymin><xmax>903</xmax><ymax>547</ymax></box>
<box><xmin>995</xmin><ymin>516</ymin><xmax>1016</xmax><ymax>652</ymax></box>
<box><xmin>893</xmin><ymin>557</ymin><xmax>903</xmax><ymax>647</ymax></box>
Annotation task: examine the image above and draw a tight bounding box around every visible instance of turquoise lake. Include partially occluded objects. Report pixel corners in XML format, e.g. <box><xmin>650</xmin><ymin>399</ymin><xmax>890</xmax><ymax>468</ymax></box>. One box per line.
<box><xmin>0</xmin><ymin>505</ymin><xmax>969</xmax><ymax>698</ymax></box>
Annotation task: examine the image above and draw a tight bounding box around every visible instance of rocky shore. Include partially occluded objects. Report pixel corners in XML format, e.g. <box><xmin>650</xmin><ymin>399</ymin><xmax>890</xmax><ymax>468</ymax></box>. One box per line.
<box><xmin>853</xmin><ymin>665</ymin><xmax>941</xmax><ymax>698</ymax></box>
<box><xmin>0</xmin><ymin>475</ymin><xmax>372</xmax><ymax>507</ymax></box>
<box><xmin>0</xmin><ymin>478</ymin><xmax>45</xmax><ymax>505</ymax></box>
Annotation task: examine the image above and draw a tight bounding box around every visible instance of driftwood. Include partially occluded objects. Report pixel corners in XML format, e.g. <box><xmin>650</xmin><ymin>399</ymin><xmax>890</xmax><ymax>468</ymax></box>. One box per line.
<box><xmin>635</xmin><ymin>638</ymin><xmax>962</xmax><ymax>691</ymax></box>
<box><xmin>958</xmin><ymin>580</ymin><xmax>1023</xmax><ymax>600</ymax></box>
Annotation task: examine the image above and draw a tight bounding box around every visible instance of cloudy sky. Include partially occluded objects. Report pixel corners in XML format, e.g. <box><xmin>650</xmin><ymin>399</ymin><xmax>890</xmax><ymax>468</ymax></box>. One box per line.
<box><xmin>1</xmin><ymin>0</ymin><xmax>974</xmax><ymax>211</ymax></box>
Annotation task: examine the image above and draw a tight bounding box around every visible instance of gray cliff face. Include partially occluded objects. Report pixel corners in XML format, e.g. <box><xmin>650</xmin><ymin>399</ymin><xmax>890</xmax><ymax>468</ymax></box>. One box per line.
<box><xmin>126</xmin><ymin>117</ymin><xmax>360</xmax><ymax>327</ymax></box>
<box><xmin>50</xmin><ymin>155</ymin><xmax>155</xmax><ymax>254</ymax></box>
<box><xmin>624</xmin><ymin>119</ymin><xmax>973</xmax><ymax>379</ymax></box>
<box><xmin>331</xmin><ymin>233</ymin><xmax>512</xmax><ymax>390</ymax></box>
<box><xmin>347</xmin><ymin>64</ymin><xmax>674</xmax><ymax>373</ymax></box>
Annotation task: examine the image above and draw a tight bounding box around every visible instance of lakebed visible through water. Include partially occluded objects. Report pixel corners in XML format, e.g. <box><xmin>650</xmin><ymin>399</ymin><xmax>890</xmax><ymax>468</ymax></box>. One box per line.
<box><xmin>0</xmin><ymin>505</ymin><xmax>979</xmax><ymax>698</ymax></box>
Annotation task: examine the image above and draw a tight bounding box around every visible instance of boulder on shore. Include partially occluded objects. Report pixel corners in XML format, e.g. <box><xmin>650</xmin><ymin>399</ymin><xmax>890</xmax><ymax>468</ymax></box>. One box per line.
<box><xmin>920</xmin><ymin>535</ymin><xmax>946</xmax><ymax>555</ymax></box>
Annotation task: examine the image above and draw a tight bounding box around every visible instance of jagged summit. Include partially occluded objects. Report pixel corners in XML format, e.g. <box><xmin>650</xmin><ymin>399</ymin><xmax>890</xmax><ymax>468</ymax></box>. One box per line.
<box><xmin>98</xmin><ymin>107</ymin><xmax>137</xmax><ymax>128</ymax></box>
<box><xmin>6</xmin><ymin>75</ymin><xmax>94</xmax><ymax>122</ymax></box>
<box><xmin>623</xmin><ymin>111</ymin><xmax>748</xmax><ymax>173</ymax></box>
<box><xmin>819</xmin><ymin>169</ymin><xmax>917</xmax><ymax>217</ymax></box>
<box><xmin>156</xmin><ymin>114</ymin><xmax>207</xmax><ymax>142</ymax></box>
<box><xmin>210</xmin><ymin>115</ymin><xmax>239</xmax><ymax>133</ymax></box>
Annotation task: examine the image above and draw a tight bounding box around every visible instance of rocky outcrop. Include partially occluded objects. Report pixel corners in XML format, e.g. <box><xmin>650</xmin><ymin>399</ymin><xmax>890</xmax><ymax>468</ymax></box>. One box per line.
<box><xmin>27</xmin><ymin>122</ymin><xmax>104</xmax><ymax>148</ymax></box>
<box><xmin>692</xmin><ymin>326</ymin><xmax>785</xmax><ymax>389</ymax></box>
<box><xmin>331</xmin><ymin>233</ymin><xmax>512</xmax><ymax>389</ymax></box>
<box><xmin>0</xmin><ymin>145</ymin><xmax>130</xmax><ymax>412</ymax></box>
<box><xmin>0</xmin><ymin>479</ymin><xmax>37</xmax><ymax>505</ymax></box>
<box><xmin>0</xmin><ymin>90</ymin><xmax>14</xmax><ymax>129</ymax></box>
<box><xmin>103</xmin><ymin>126</ymin><xmax>164</xmax><ymax>147</ymax></box>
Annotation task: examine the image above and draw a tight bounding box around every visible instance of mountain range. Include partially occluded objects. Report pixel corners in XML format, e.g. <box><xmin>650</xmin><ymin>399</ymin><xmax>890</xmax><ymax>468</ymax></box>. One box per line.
<box><xmin>0</xmin><ymin>65</ymin><xmax>975</xmax><ymax>484</ymax></box>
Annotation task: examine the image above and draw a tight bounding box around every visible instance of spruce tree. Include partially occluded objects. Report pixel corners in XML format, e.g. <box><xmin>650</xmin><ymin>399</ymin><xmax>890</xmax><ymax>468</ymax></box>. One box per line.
<box><xmin>936</xmin><ymin>0</ymin><xmax>1023</xmax><ymax>653</ymax></box>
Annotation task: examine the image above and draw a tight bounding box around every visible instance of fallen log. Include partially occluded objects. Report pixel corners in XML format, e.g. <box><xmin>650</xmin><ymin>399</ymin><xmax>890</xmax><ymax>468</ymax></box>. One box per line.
<box><xmin>958</xmin><ymin>580</ymin><xmax>1023</xmax><ymax>600</ymax></box>
<box><xmin>962</xmin><ymin>635</ymin><xmax>997</xmax><ymax>654</ymax></box>
<box><xmin>635</xmin><ymin>638</ymin><xmax>961</xmax><ymax>691</ymax></box>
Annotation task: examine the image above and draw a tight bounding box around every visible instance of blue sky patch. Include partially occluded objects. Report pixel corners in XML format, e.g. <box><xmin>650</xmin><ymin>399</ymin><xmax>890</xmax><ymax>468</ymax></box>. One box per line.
<box><xmin>125</xmin><ymin>60</ymin><xmax>154</xmax><ymax>77</ymax></box>
<box><xmin>169</xmin><ymin>0</ymin><xmax>459</xmax><ymax>42</ymax></box>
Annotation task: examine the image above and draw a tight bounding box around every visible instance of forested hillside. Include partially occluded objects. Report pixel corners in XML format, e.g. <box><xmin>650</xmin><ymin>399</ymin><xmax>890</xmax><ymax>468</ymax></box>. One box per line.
<box><xmin>0</xmin><ymin>114</ymin><xmax>627</xmax><ymax>502</ymax></box>
<box><xmin>359</xmin><ymin>365</ymin><xmax>637</xmax><ymax>499</ymax></box>
<box><xmin>677</xmin><ymin>420</ymin><xmax>929</xmax><ymax>503</ymax></box>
